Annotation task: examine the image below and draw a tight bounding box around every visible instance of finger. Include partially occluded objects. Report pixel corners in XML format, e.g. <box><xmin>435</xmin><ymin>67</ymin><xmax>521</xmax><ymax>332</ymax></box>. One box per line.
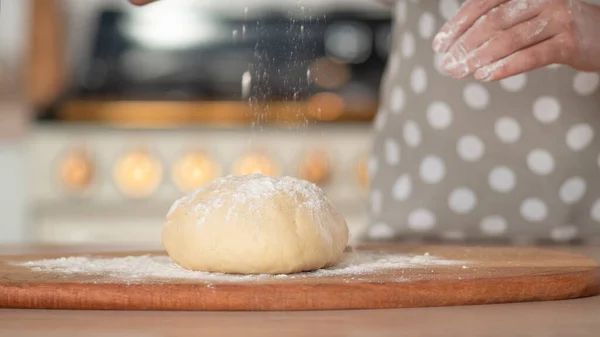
<box><xmin>473</xmin><ymin>36</ymin><xmax>565</xmax><ymax>81</ymax></box>
<box><xmin>433</xmin><ymin>0</ymin><xmax>509</xmax><ymax>53</ymax></box>
<box><xmin>444</xmin><ymin>14</ymin><xmax>556</xmax><ymax>79</ymax></box>
<box><xmin>441</xmin><ymin>0</ymin><xmax>544</xmax><ymax>77</ymax></box>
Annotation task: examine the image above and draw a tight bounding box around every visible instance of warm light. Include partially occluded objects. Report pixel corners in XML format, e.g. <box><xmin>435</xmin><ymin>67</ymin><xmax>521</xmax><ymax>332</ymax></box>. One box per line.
<box><xmin>113</xmin><ymin>150</ymin><xmax>163</xmax><ymax>198</ymax></box>
<box><xmin>308</xmin><ymin>93</ymin><xmax>345</xmax><ymax>121</ymax></box>
<box><xmin>58</xmin><ymin>148</ymin><xmax>95</xmax><ymax>192</ymax></box>
<box><xmin>298</xmin><ymin>150</ymin><xmax>332</xmax><ymax>185</ymax></box>
<box><xmin>309</xmin><ymin>58</ymin><xmax>352</xmax><ymax>90</ymax></box>
<box><xmin>233</xmin><ymin>152</ymin><xmax>280</xmax><ymax>177</ymax></box>
<box><xmin>356</xmin><ymin>155</ymin><xmax>370</xmax><ymax>189</ymax></box>
<box><xmin>173</xmin><ymin>152</ymin><xmax>221</xmax><ymax>193</ymax></box>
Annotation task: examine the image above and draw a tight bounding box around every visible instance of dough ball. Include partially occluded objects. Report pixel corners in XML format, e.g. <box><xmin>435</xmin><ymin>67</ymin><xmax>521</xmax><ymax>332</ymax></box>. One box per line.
<box><xmin>162</xmin><ymin>174</ymin><xmax>349</xmax><ymax>274</ymax></box>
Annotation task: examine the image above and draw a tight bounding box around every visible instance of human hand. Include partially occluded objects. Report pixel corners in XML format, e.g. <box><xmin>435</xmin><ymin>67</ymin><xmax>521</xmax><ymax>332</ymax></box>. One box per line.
<box><xmin>432</xmin><ymin>0</ymin><xmax>600</xmax><ymax>82</ymax></box>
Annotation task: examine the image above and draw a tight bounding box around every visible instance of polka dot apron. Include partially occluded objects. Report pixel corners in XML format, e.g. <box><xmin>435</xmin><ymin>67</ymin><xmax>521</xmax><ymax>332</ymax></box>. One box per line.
<box><xmin>367</xmin><ymin>0</ymin><xmax>600</xmax><ymax>244</ymax></box>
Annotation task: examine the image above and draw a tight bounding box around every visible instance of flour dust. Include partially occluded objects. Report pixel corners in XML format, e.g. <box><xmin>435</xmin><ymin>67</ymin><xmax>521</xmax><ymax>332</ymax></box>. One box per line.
<box><xmin>240</xmin><ymin>2</ymin><xmax>319</xmax><ymax>135</ymax></box>
<box><xmin>11</xmin><ymin>251</ymin><xmax>468</xmax><ymax>284</ymax></box>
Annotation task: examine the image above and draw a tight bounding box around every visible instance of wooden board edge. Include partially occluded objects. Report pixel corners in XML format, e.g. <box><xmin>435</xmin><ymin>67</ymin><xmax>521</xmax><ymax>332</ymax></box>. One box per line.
<box><xmin>1</xmin><ymin>267</ymin><xmax>598</xmax><ymax>311</ymax></box>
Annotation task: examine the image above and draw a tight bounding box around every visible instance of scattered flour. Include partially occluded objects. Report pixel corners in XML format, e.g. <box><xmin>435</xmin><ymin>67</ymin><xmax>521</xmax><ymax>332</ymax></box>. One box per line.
<box><xmin>168</xmin><ymin>174</ymin><xmax>328</xmax><ymax>221</ymax></box>
<box><xmin>475</xmin><ymin>53</ymin><xmax>514</xmax><ymax>81</ymax></box>
<box><xmin>476</xmin><ymin>57</ymin><xmax>508</xmax><ymax>81</ymax></box>
<box><xmin>432</xmin><ymin>16</ymin><xmax>467</xmax><ymax>52</ymax></box>
<box><xmin>505</xmin><ymin>0</ymin><xmax>532</xmax><ymax>21</ymax></box>
<box><xmin>11</xmin><ymin>252</ymin><xmax>467</xmax><ymax>284</ymax></box>
<box><xmin>167</xmin><ymin>174</ymin><xmax>334</xmax><ymax>243</ymax></box>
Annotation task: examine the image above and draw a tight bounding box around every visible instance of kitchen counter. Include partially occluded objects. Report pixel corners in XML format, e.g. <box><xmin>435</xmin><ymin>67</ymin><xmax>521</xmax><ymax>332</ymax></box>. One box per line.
<box><xmin>1</xmin><ymin>244</ymin><xmax>599</xmax><ymax>337</ymax></box>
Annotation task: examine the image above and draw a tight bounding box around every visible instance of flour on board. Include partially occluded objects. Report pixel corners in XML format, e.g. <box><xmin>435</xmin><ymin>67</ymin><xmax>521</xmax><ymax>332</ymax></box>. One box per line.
<box><xmin>11</xmin><ymin>251</ymin><xmax>468</xmax><ymax>284</ymax></box>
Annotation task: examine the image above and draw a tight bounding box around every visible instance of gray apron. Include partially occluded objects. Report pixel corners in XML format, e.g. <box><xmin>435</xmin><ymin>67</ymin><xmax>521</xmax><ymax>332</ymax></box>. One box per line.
<box><xmin>367</xmin><ymin>0</ymin><xmax>600</xmax><ymax>244</ymax></box>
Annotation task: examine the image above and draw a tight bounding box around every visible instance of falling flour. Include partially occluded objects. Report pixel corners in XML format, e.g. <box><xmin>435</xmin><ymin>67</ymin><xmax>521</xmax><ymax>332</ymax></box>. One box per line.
<box><xmin>168</xmin><ymin>174</ymin><xmax>328</xmax><ymax>225</ymax></box>
<box><xmin>11</xmin><ymin>252</ymin><xmax>467</xmax><ymax>284</ymax></box>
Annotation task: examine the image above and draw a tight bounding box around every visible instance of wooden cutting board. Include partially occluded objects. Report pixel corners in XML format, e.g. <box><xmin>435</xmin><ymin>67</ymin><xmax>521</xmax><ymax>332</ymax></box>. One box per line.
<box><xmin>0</xmin><ymin>244</ymin><xmax>599</xmax><ymax>311</ymax></box>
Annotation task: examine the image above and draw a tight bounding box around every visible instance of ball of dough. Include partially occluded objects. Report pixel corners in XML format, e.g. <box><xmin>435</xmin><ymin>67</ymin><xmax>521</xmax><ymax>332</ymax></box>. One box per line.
<box><xmin>162</xmin><ymin>174</ymin><xmax>349</xmax><ymax>274</ymax></box>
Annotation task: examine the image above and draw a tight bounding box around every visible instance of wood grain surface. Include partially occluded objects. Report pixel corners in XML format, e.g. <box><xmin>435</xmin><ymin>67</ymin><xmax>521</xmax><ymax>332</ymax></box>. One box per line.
<box><xmin>0</xmin><ymin>244</ymin><xmax>599</xmax><ymax>311</ymax></box>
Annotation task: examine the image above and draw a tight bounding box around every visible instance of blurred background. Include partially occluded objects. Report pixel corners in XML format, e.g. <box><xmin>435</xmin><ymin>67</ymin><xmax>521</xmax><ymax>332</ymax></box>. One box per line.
<box><xmin>0</xmin><ymin>0</ymin><xmax>392</xmax><ymax>245</ymax></box>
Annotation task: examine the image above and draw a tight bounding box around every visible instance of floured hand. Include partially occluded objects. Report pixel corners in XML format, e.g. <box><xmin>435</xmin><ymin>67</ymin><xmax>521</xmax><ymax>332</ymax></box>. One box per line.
<box><xmin>433</xmin><ymin>0</ymin><xmax>600</xmax><ymax>81</ymax></box>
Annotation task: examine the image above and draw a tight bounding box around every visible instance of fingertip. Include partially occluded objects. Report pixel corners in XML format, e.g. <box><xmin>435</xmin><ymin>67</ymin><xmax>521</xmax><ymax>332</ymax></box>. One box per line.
<box><xmin>432</xmin><ymin>36</ymin><xmax>444</xmax><ymax>53</ymax></box>
<box><xmin>432</xmin><ymin>32</ymin><xmax>449</xmax><ymax>53</ymax></box>
<box><xmin>432</xmin><ymin>23</ymin><xmax>456</xmax><ymax>53</ymax></box>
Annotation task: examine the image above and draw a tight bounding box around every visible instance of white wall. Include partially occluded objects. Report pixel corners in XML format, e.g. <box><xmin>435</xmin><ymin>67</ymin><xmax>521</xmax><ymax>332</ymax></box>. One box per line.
<box><xmin>0</xmin><ymin>142</ymin><xmax>28</xmax><ymax>243</ymax></box>
<box><xmin>0</xmin><ymin>0</ymin><xmax>30</xmax><ymax>243</ymax></box>
<box><xmin>0</xmin><ymin>0</ymin><xmax>29</xmax><ymax>70</ymax></box>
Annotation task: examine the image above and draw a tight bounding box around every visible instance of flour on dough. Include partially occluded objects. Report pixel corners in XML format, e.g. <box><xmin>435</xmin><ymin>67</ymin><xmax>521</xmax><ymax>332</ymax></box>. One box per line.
<box><xmin>162</xmin><ymin>174</ymin><xmax>349</xmax><ymax>274</ymax></box>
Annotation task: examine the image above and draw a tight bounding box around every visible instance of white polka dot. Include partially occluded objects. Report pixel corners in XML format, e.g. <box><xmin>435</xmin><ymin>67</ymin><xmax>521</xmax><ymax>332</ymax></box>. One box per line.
<box><xmin>419</xmin><ymin>12</ymin><xmax>436</xmax><ymax>39</ymax></box>
<box><xmin>527</xmin><ymin>149</ymin><xmax>555</xmax><ymax>176</ymax></box>
<box><xmin>427</xmin><ymin>101</ymin><xmax>453</xmax><ymax>130</ymax></box>
<box><xmin>457</xmin><ymin>135</ymin><xmax>485</xmax><ymax>162</ymax></box>
<box><xmin>480</xmin><ymin>216</ymin><xmax>508</xmax><ymax>236</ymax></box>
<box><xmin>439</xmin><ymin>0</ymin><xmax>460</xmax><ymax>20</ymax></box>
<box><xmin>371</xmin><ymin>189</ymin><xmax>382</xmax><ymax>215</ymax></box>
<box><xmin>573</xmin><ymin>72</ymin><xmax>600</xmax><ymax>96</ymax></box>
<box><xmin>566</xmin><ymin>124</ymin><xmax>594</xmax><ymax>152</ymax></box>
<box><xmin>368</xmin><ymin>155</ymin><xmax>379</xmax><ymax>177</ymax></box>
<box><xmin>551</xmin><ymin>225</ymin><xmax>579</xmax><ymax>242</ymax></box>
<box><xmin>410</xmin><ymin>66</ymin><xmax>428</xmax><ymax>94</ymax></box>
<box><xmin>559</xmin><ymin>177</ymin><xmax>587</xmax><ymax>205</ymax></box>
<box><xmin>408</xmin><ymin>208</ymin><xmax>436</xmax><ymax>232</ymax></box>
<box><xmin>463</xmin><ymin>83</ymin><xmax>490</xmax><ymax>110</ymax></box>
<box><xmin>392</xmin><ymin>174</ymin><xmax>412</xmax><ymax>201</ymax></box>
<box><xmin>448</xmin><ymin>188</ymin><xmax>477</xmax><ymax>214</ymax></box>
<box><xmin>420</xmin><ymin>156</ymin><xmax>446</xmax><ymax>184</ymax></box>
<box><xmin>520</xmin><ymin>198</ymin><xmax>548</xmax><ymax>222</ymax></box>
<box><xmin>533</xmin><ymin>96</ymin><xmax>561</xmax><ymax>124</ymax></box>
<box><xmin>403</xmin><ymin>121</ymin><xmax>422</xmax><ymax>148</ymax></box>
<box><xmin>495</xmin><ymin>117</ymin><xmax>521</xmax><ymax>143</ymax></box>
<box><xmin>401</xmin><ymin>32</ymin><xmax>415</xmax><ymax>59</ymax></box>
<box><xmin>434</xmin><ymin>53</ymin><xmax>445</xmax><ymax>75</ymax></box>
<box><xmin>500</xmin><ymin>74</ymin><xmax>527</xmax><ymax>92</ymax></box>
<box><xmin>396</xmin><ymin>0</ymin><xmax>407</xmax><ymax>24</ymax></box>
<box><xmin>389</xmin><ymin>86</ymin><xmax>406</xmax><ymax>114</ymax></box>
<box><xmin>489</xmin><ymin>166</ymin><xmax>516</xmax><ymax>193</ymax></box>
<box><xmin>384</xmin><ymin>138</ymin><xmax>401</xmax><ymax>166</ymax></box>
<box><xmin>368</xmin><ymin>222</ymin><xmax>395</xmax><ymax>240</ymax></box>
<box><xmin>374</xmin><ymin>109</ymin><xmax>388</xmax><ymax>131</ymax></box>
